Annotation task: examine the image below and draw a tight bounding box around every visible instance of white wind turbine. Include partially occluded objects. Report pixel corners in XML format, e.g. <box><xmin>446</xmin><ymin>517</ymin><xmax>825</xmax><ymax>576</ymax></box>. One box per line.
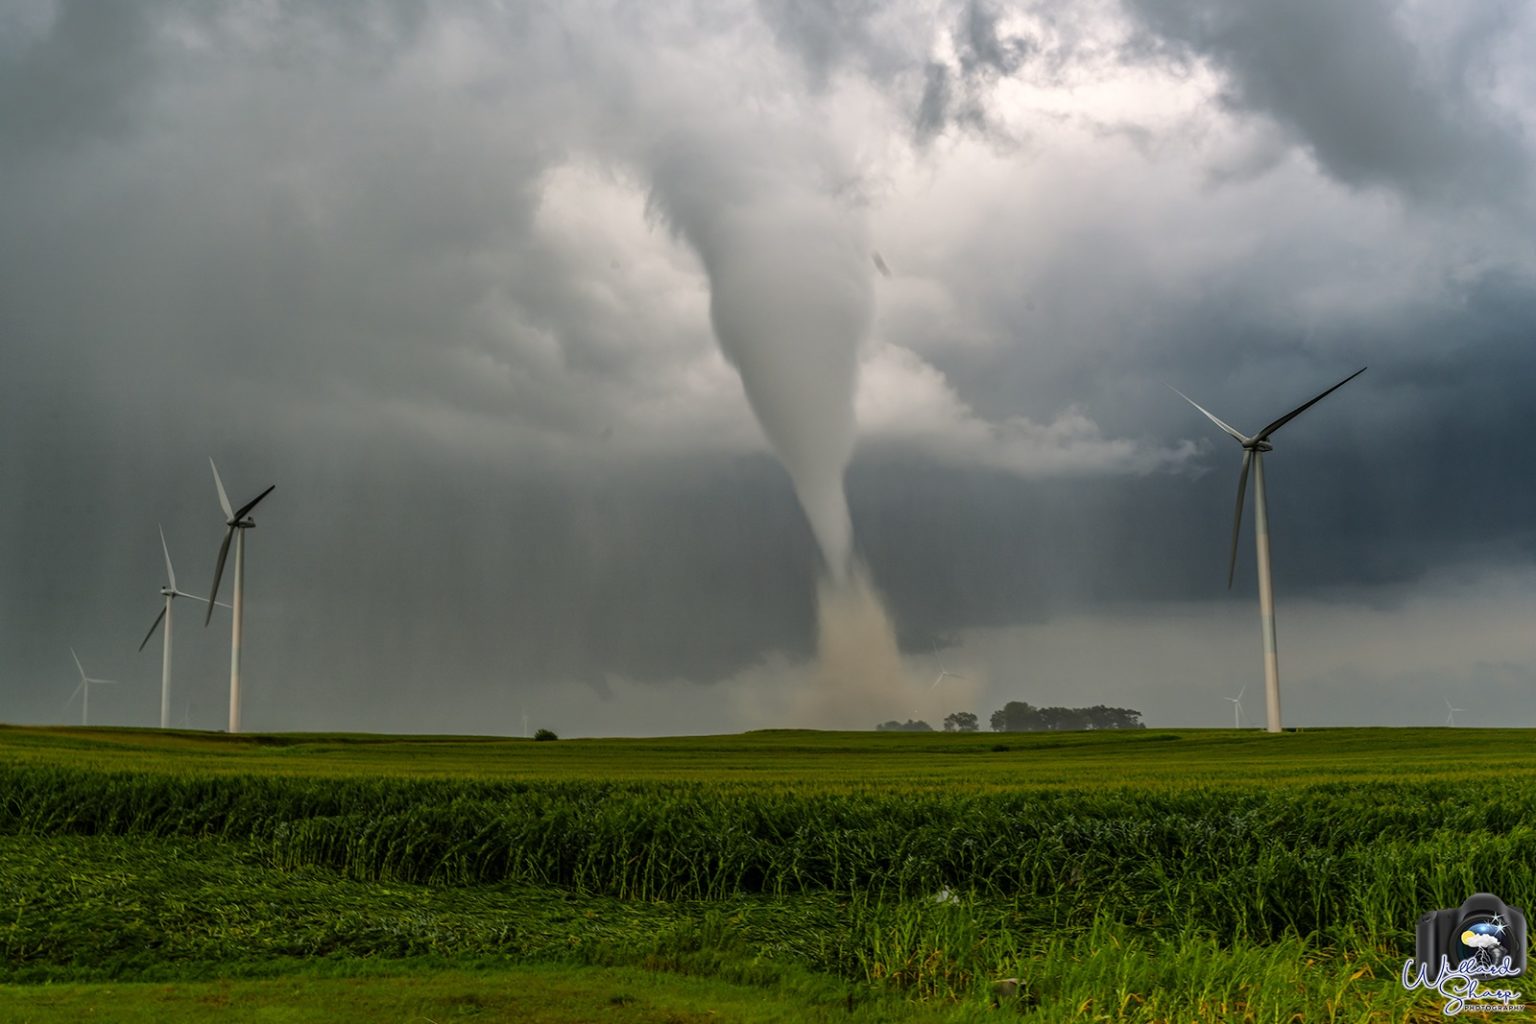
<box><xmin>1444</xmin><ymin>698</ymin><xmax>1466</xmax><ymax>727</ymax></box>
<box><xmin>931</xmin><ymin>663</ymin><xmax>967</xmax><ymax>691</ymax></box>
<box><xmin>204</xmin><ymin>459</ymin><xmax>276</xmax><ymax>734</ymax></box>
<box><xmin>1225</xmin><ymin>687</ymin><xmax>1247</xmax><ymax>729</ymax></box>
<box><xmin>1173</xmin><ymin>367</ymin><xmax>1366</xmax><ymax>734</ymax></box>
<box><xmin>138</xmin><ymin>526</ymin><xmax>228</xmax><ymax>729</ymax></box>
<box><xmin>67</xmin><ymin>649</ymin><xmax>116</xmax><ymax>727</ymax></box>
<box><xmin>929</xmin><ymin>645</ymin><xmax>967</xmax><ymax>691</ymax></box>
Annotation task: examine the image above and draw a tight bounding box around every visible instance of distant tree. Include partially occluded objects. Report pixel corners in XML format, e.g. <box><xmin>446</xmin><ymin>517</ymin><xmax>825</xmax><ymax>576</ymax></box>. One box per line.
<box><xmin>990</xmin><ymin>701</ymin><xmax>1042</xmax><ymax>732</ymax></box>
<box><xmin>1089</xmin><ymin>706</ymin><xmax>1146</xmax><ymax>730</ymax></box>
<box><xmin>990</xmin><ymin>701</ymin><xmax>1145</xmax><ymax>732</ymax></box>
<box><xmin>876</xmin><ymin>719</ymin><xmax>934</xmax><ymax>732</ymax></box>
<box><xmin>1037</xmin><ymin>706</ymin><xmax>1090</xmax><ymax>731</ymax></box>
<box><xmin>533</xmin><ymin>728</ymin><xmax>558</xmax><ymax>741</ymax></box>
<box><xmin>943</xmin><ymin>712</ymin><xmax>979</xmax><ymax>733</ymax></box>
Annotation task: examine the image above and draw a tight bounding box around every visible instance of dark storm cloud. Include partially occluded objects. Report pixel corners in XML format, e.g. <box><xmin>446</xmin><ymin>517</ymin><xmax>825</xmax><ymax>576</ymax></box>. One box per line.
<box><xmin>0</xmin><ymin>0</ymin><xmax>155</xmax><ymax>150</ymax></box>
<box><xmin>1121</xmin><ymin>0</ymin><xmax>1530</xmax><ymax>204</ymax></box>
<box><xmin>2</xmin><ymin>0</ymin><xmax>1534</xmax><ymax>734</ymax></box>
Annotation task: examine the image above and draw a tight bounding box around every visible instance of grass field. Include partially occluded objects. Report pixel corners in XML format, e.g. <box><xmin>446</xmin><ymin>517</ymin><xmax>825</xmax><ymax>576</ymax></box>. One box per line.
<box><xmin>1</xmin><ymin>725</ymin><xmax>1530</xmax><ymax>1021</ymax></box>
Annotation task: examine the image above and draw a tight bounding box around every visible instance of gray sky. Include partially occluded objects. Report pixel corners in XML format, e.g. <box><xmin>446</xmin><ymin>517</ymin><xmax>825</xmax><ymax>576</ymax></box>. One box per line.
<box><xmin>3</xmin><ymin>0</ymin><xmax>1533</xmax><ymax>735</ymax></box>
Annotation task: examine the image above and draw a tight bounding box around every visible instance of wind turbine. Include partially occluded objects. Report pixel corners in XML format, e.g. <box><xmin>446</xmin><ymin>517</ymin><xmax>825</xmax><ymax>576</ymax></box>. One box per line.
<box><xmin>138</xmin><ymin>526</ymin><xmax>228</xmax><ymax>729</ymax></box>
<box><xmin>1444</xmin><ymin>698</ymin><xmax>1466</xmax><ymax>727</ymax></box>
<box><xmin>204</xmin><ymin>459</ymin><xmax>275</xmax><ymax>734</ymax></box>
<box><xmin>67</xmin><ymin>649</ymin><xmax>116</xmax><ymax>727</ymax></box>
<box><xmin>1225</xmin><ymin>687</ymin><xmax>1247</xmax><ymax>729</ymax></box>
<box><xmin>1173</xmin><ymin>367</ymin><xmax>1366</xmax><ymax>734</ymax></box>
<box><xmin>931</xmin><ymin>663</ymin><xmax>966</xmax><ymax>691</ymax></box>
<box><xmin>929</xmin><ymin>645</ymin><xmax>967</xmax><ymax>691</ymax></box>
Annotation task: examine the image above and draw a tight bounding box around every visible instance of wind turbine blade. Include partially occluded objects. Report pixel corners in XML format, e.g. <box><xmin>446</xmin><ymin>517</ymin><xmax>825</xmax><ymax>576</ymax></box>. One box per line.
<box><xmin>159</xmin><ymin>524</ymin><xmax>177</xmax><ymax>591</ymax></box>
<box><xmin>66</xmin><ymin>682</ymin><xmax>83</xmax><ymax>706</ymax></box>
<box><xmin>232</xmin><ymin>483</ymin><xmax>276</xmax><ymax>522</ymax></box>
<box><xmin>210</xmin><ymin>458</ymin><xmax>234</xmax><ymax>520</ymax></box>
<box><xmin>71</xmin><ymin>648</ymin><xmax>86</xmax><ymax>682</ymax></box>
<box><xmin>1227</xmin><ymin>450</ymin><xmax>1252</xmax><ymax>589</ymax></box>
<box><xmin>1168</xmin><ymin>385</ymin><xmax>1247</xmax><ymax>443</ymax></box>
<box><xmin>138</xmin><ymin>607</ymin><xmax>168</xmax><ymax>652</ymax></box>
<box><xmin>1254</xmin><ymin>367</ymin><xmax>1367</xmax><ymax>441</ymax></box>
<box><xmin>87</xmin><ymin>678</ymin><xmax>117</xmax><ymax>685</ymax></box>
<box><xmin>171</xmin><ymin>589</ymin><xmax>227</xmax><ymax>609</ymax></box>
<box><xmin>1236</xmin><ymin>687</ymin><xmax>1246</xmax><ymax>701</ymax></box>
<box><xmin>205</xmin><ymin>526</ymin><xmax>234</xmax><ymax>626</ymax></box>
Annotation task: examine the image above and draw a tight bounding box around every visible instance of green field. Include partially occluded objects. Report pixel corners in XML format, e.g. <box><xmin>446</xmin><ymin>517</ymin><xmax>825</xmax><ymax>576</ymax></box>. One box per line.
<box><xmin>1</xmin><ymin>726</ymin><xmax>1530</xmax><ymax>1022</ymax></box>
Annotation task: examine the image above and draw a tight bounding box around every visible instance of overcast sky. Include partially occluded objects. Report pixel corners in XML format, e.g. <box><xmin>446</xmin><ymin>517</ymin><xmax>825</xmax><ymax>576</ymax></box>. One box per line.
<box><xmin>3</xmin><ymin>0</ymin><xmax>1533</xmax><ymax>735</ymax></box>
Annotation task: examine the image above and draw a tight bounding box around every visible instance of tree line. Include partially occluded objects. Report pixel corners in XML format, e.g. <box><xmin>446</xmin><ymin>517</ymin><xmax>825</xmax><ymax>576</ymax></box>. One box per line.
<box><xmin>876</xmin><ymin>701</ymin><xmax>1145</xmax><ymax>733</ymax></box>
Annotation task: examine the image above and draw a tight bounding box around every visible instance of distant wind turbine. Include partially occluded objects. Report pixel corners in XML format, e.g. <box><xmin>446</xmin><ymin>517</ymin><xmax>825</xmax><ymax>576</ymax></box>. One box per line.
<box><xmin>930</xmin><ymin>648</ymin><xmax>967</xmax><ymax>691</ymax></box>
<box><xmin>204</xmin><ymin>459</ymin><xmax>276</xmax><ymax>734</ymax></box>
<box><xmin>1444</xmin><ymin>698</ymin><xmax>1466</xmax><ymax>727</ymax></box>
<box><xmin>1173</xmin><ymin>367</ymin><xmax>1366</xmax><ymax>734</ymax></box>
<box><xmin>1225</xmin><ymin>687</ymin><xmax>1247</xmax><ymax>729</ymax></box>
<box><xmin>67</xmin><ymin>648</ymin><xmax>116</xmax><ymax>727</ymax></box>
<box><xmin>138</xmin><ymin>526</ymin><xmax>228</xmax><ymax>729</ymax></box>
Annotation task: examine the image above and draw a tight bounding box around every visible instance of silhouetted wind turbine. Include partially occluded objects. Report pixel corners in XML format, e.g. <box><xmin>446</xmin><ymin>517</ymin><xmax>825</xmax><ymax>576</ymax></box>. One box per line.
<box><xmin>1444</xmin><ymin>698</ymin><xmax>1466</xmax><ymax>727</ymax></box>
<box><xmin>204</xmin><ymin>459</ymin><xmax>275</xmax><ymax>734</ymax></box>
<box><xmin>67</xmin><ymin>648</ymin><xmax>116</xmax><ymax>727</ymax></box>
<box><xmin>1173</xmin><ymin>367</ymin><xmax>1366</xmax><ymax>734</ymax></box>
<box><xmin>1225</xmin><ymin>687</ymin><xmax>1246</xmax><ymax>729</ymax></box>
<box><xmin>139</xmin><ymin>526</ymin><xmax>227</xmax><ymax>729</ymax></box>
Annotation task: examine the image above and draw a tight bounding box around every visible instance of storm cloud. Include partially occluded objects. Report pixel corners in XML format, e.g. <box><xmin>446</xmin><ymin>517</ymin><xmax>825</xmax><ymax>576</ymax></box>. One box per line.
<box><xmin>2</xmin><ymin>0</ymin><xmax>1533</xmax><ymax>735</ymax></box>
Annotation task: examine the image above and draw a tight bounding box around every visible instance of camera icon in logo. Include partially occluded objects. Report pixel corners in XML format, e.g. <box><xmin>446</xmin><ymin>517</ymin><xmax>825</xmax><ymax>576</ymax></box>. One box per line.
<box><xmin>1417</xmin><ymin>892</ymin><xmax>1527</xmax><ymax>979</ymax></box>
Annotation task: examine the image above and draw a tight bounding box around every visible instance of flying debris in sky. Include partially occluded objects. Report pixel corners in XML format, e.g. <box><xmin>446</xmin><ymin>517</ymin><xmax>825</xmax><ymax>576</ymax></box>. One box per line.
<box><xmin>871</xmin><ymin>251</ymin><xmax>892</xmax><ymax>278</ymax></box>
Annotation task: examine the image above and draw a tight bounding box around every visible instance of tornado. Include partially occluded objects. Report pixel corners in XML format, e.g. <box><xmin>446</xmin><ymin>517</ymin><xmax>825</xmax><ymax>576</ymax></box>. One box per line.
<box><xmin>646</xmin><ymin>137</ymin><xmax>870</xmax><ymax>583</ymax></box>
<box><xmin>644</xmin><ymin>129</ymin><xmax>929</xmax><ymax>727</ymax></box>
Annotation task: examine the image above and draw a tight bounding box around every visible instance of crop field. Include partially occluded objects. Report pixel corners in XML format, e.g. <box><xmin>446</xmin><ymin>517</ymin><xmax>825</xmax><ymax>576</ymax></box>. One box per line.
<box><xmin>1</xmin><ymin>726</ymin><xmax>1532</xmax><ymax>1022</ymax></box>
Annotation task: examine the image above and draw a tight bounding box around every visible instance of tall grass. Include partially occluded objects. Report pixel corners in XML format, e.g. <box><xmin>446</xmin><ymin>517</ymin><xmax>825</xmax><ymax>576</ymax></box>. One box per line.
<box><xmin>3</xmin><ymin>763</ymin><xmax>1529</xmax><ymax>952</ymax></box>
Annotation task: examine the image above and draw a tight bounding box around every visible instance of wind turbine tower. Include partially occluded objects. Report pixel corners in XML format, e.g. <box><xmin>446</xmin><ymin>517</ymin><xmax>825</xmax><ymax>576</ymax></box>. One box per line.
<box><xmin>1173</xmin><ymin>367</ymin><xmax>1366</xmax><ymax>734</ymax></box>
<box><xmin>139</xmin><ymin>526</ymin><xmax>226</xmax><ymax>729</ymax></box>
<box><xmin>204</xmin><ymin>459</ymin><xmax>276</xmax><ymax>734</ymax></box>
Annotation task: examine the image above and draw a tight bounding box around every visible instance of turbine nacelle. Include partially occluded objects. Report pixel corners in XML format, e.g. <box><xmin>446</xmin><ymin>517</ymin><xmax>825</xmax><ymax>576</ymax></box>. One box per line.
<box><xmin>1242</xmin><ymin>439</ymin><xmax>1274</xmax><ymax>453</ymax></box>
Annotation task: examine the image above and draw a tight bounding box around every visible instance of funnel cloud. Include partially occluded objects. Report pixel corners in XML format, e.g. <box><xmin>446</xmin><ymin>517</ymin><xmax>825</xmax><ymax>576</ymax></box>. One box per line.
<box><xmin>646</xmin><ymin>135</ymin><xmax>871</xmax><ymax>582</ymax></box>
